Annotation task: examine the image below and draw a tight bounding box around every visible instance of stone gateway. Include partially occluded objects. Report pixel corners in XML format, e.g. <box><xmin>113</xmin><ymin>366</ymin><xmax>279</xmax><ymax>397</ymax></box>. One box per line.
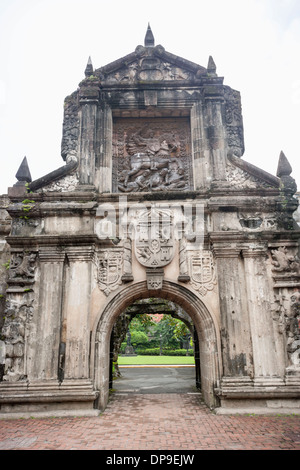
<box><xmin>0</xmin><ymin>26</ymin><xmax>299</xmax><ymax>416</ymax></box>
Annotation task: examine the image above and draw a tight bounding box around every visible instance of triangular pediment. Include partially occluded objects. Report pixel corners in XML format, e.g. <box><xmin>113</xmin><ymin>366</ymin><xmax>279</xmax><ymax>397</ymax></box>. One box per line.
<box><xmin>226</xmin><ymin>151</ymin><xmax>280</xmax><ymax>189</ymax></box>
<box><xmin>94</xmin><ymin>45</ymin><xmax>207</xmax><ymax>84</ymax></box>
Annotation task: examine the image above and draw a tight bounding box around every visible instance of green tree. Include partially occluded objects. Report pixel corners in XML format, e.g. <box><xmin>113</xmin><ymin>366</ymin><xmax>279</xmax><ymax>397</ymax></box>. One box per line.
<box><xmin>130</xmin><ymin>330</ymin><xmax>149</xmax><ymax>349</ymax></box>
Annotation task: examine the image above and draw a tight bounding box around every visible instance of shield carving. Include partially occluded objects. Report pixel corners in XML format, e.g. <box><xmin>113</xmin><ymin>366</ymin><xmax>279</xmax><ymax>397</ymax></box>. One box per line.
<box><xmin>134</xmin><ymin>208</ymin><xmax>174</xmax><ymax>268</ymax></box>
<box><xmin>189</xmin><ymin>250</ymin><xmax>216</xmax><ymax>296</ymax></box>
<box><xmin>96</xmin><ymin>250</ymin><xmax>123</xmax><ymax>296</ymax></box>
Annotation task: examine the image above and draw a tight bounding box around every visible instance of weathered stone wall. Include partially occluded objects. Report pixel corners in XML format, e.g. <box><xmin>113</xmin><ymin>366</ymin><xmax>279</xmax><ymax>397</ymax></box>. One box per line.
<box><xmin>0</xmin><ymin>33</ymin><xmax>299</xmax><ymax>416</ymax></box>
<box><xmin>0</xmin><ymin>196</ymin><xmax>11</xmax><ymax>381</ymax></box>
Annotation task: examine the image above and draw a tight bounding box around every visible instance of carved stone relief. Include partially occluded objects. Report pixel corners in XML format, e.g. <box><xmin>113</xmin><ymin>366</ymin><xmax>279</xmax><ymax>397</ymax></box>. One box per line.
<box><xmin>38</xmin><ymin>173</ymin><xmax>79</xmax><ymax>193</ymax></box>
<box><xmin>238</xmin><ymin>213</ymin><xmax>277</xmax><ymax>231</ymax></box>
<box><xmin>224</xmin><ymin>86</ymin><xmax>244</xmax><ymax>156</ymax></box>
<box><xmin>273</xmin><ymin>291</ymin><xmax>300</xmax><ymax>367</ymax></box>
<box><xmin>2</xmin><ymin>250</ymin><xmax>37</xmax><ymax>380</ymax></box>
<box><xmin>103</xmin><ymin>57</ymin><xmax>194</xmax><ymax>84</ymax></box>
<box><xmin>112</xmin><ymin>118</ymin><xmax>193</xmax><ymax>192</ymax></box>
<box><xmin>7</xmin><ymin>251</ymin><xmax>37</xmax><ymax>293</ymax></box>
<box><xmin>2</xmin><ymin>295</ymin><xmax>34</xmax><ymax>381</ymax></box>
<box><xmin>133</xmin><ymin>207</ymin><xmax>174</xmax><ymax>268</ymax></box>
<box><xmin>288</xmin><ymin>292</ymin><xmax>300</xmax><ymax>366</ymax></box>
<box><xmin>188</xmin><ymin>249</ymin><xmax>217</xmax><ymax>296</ymax></box>
<box><xmin>61</xmin><ymin>91</ymin><xmax>79</xmax><ymax>160</ymax></box>
<box><xmin>271</xmin><ymin>247</ymin><xmax>300</xmax><ymax>276</ymax></box>
<box><xmin>225</xmin><ymin>161</ymin><xmax>272</xmax><ymax>189</ymax></box>
<box><xmin>94</xmin><ymin>249</ymin><xmax>124</xmax><ymax>296</ymax></box>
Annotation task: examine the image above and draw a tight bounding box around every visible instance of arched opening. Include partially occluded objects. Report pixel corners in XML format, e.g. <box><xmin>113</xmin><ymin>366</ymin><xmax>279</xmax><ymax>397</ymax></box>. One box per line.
<box><xmin>91</xmin><ymin>281</ymin><xmax>221</xmax><ymax>411</ymax></box>
<box><xmin>110</xmin><ymin>298</ymin><xmax>200</xmax><ymax>394</ymax></box>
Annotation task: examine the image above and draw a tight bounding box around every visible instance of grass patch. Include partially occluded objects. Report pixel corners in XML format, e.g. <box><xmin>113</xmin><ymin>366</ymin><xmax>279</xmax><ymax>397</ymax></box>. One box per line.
<box><xmin>118</xmin><ymin>355</ymin><xmax>195</xmax><ymax>365</ymax></box>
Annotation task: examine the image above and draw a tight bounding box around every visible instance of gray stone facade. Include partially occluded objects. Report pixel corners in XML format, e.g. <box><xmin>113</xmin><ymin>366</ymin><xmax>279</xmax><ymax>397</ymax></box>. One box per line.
<box><xmin>0</xmin><ymin>26</ymin><xmax>299</xmax><ymax>416</ymax></box>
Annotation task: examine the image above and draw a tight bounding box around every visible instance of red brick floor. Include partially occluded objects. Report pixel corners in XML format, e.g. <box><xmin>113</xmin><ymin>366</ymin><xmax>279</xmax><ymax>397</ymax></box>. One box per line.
<box><xmin>0</xmin><ymin>393</ymin><xmax>299</xmax><ymax>450</ymax></box>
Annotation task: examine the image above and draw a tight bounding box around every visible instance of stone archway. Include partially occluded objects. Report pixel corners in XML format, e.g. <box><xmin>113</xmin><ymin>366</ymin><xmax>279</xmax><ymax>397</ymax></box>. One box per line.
<box><xmin>91</xmin><ymin>281</ymin><xmax>221</xmax><ymax>411</ymax></box>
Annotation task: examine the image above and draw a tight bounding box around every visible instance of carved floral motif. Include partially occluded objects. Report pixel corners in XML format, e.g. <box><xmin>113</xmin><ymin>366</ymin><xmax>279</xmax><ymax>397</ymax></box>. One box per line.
<box><xmin>226</xmin><ymin>162</ymin><xmax>271</xmax><ymax>189</ymax></box>
<box><xmin>8</xmin><ymin>251</ymin><xmax>36</xmax><ymax>283</ymax></box>
<box><xmin>271</xmin><ymin>247</ymin><xmax>300</xmax><ymax>275</ymax></box>
<box><xmin>104</xmin><ymin>58</ymin><xmax>194</xmax><ymax>84</ymax></box>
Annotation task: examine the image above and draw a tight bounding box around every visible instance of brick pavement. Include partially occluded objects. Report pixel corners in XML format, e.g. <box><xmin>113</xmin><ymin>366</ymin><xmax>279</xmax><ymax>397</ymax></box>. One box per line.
<box><xmin>0</xmin><ymin>393</ymin><xmax>299</xmax><ymax>451</ymax></box>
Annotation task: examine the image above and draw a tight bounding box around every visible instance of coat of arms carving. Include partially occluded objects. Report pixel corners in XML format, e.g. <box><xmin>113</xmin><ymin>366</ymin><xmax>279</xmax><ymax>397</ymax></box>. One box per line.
<box><xmin>95</xmin><ymin>250</ymin><xmax>123</xmax><ymax>296</ymax></box>
<box><xmin>189</xmin><ymin>250</ymin><xmax>216</xmax><ymax>296</ymax></box>
<box><xmin>134</xmin><ymin>207</ymin><xmax>174</xmax><ymax>268</ymax></box>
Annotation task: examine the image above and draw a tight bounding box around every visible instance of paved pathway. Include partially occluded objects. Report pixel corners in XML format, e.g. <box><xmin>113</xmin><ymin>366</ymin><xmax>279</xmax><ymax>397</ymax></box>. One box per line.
<box><xmin>114</xmin><ymin>365</ymin><xmax>196</xmax><ymax>393</ymax></box>
<box><xmin>0</xmin><ymin>393</ymin><xmax>299</xmax><ymax>451</ymax></box>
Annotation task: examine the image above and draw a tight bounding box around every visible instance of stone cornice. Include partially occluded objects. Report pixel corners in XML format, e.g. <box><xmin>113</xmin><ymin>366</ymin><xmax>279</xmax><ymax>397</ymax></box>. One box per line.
<box><xmin>5</xmin><ymin>234</ymin><xmax>115</xmax><ymax>249</ymax></box>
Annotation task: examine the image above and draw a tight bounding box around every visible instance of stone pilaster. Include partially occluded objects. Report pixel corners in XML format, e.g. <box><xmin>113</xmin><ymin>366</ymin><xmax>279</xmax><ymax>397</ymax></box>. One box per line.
<box><xmin>97</xmin><ymin>106</ymin><xmax>113</xmax><ymax>193</ymax></box>
<box><xmin>202</xmin><ymin>78</ymin><xmax>227</xmax><ymax>183</ymax></box>
<box><xmin>31</xmin><ymin>249</ymin><xmax>65</xmax><ymax>381</ymax></box>
<box><xmin>213</xmin><ymin>245</ymin><xmax>253</xmax><ymax>379</ymax></box>
<box><xmin>242</xmin><ymin>246</ymin><xmax>284</xmax><ymax>384</ymax></box>
<box><xmin>78</xmin><ymin>80</ymin><xmax>100</xmax><ymax>187</ymax></box>
<box><xmin>190</xmin><ymin>101</ymin><xmax>206</xmax><ymax>190</ymax></box>
<box><xmin>62</xmin><ymin>247</ymin><xmax>94</xmax><ymax>380</ymax></box>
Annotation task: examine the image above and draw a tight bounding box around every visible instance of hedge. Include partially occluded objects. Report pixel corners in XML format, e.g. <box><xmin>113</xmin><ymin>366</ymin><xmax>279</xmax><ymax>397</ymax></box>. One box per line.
<box><xmin>136</xmin><ymin>348</ymin><xmax>194</xmax><ymax>356</ymax></box>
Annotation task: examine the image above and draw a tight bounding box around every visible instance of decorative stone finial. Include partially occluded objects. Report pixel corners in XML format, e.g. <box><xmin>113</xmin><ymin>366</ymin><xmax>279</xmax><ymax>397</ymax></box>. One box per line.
<box><xmin>85</xmin><ymin>56</ymin><xmax>94</xmax><ymax>77</ymax></box>
<box><xmin>15</xmin><ymin>156</ymin><xmax>32</xmax><ymax>184</ymax></box>
<box><xmin>144</xmin><ymin>23</ymin><xmax>155</xmax><ymax>47</ymax></box>
<box><xmin>276</xmin><ymin>151</ymin><xmax>293</xmax><ymax>177</ymax></box>
<box><xmin>207</xmin><ymin>56</ymin><xmax>217</xmax><ymax>75</ymax></box>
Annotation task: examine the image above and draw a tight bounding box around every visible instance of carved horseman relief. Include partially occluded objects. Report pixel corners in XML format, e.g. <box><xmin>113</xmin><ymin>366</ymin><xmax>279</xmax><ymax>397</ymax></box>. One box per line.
<box><xmin>112</xmin><ymin>118</ymin><xmax>193</xmax><ymax>192</ymax></box>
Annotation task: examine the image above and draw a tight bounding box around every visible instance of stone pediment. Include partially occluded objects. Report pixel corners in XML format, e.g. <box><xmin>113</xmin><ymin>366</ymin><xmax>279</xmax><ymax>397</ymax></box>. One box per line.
<box><xmin>226</xmin><ymin>151</ymin><xmax>280</xmax><ymax>190</ymax></box>
<box><xmin>94</xmin><ymin>45</ymin><xmax>207</xmax><ymax>85</ymax></box>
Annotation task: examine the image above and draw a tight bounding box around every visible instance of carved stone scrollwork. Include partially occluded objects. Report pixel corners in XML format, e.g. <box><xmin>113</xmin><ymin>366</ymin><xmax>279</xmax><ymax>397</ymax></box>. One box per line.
<box><xmin>271</xmin><ymin>247</ymin><xmax>300</xmax><ymax>288</ymax></box>
<box><xmin>7</xmin><ymin>251</ymin><xmax>37</xmax><ymax>293</ymax></box>
<box><xmin>9</xmin><ymin>252</ymin><xmax>36</xmax><ymax>281</ymax></box>
<box><xmin>107</xmin><ymin>58</ymin><xmax>193</xmax><ymax>84</ymax></box>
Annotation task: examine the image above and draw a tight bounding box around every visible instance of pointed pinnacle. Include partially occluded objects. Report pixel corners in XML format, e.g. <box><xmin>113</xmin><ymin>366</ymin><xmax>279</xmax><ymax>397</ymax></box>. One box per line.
<box><xmin>15</xmin><ymin>156</ymin><xmax>32</xmax><ymax>183</ymax></box>
<box><xmin>207</xmin><ymin>56</ymin><xmax>217</xmax><ymax>74</ymax></box>
<box><xmin>144</xmin><ymin>23</ymin><xmax>155</xmax><ymax>47</ymax></box>
<box><xmin>85</xmin><ymin>56</ymin><xmax>93</xmax><ymax>77</ymax></box>
<box><xmin>276</xmin><ymin>151</ymin><xmax>293</xmax><ymax>177</ymax></box>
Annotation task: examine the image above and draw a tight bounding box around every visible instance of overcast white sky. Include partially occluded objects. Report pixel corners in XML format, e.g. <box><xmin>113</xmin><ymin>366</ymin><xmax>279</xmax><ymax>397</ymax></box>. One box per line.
<box><xmin>0</xmin><ymin>0</ymin><xmax>299</xmax><ymax>195</ymax></box>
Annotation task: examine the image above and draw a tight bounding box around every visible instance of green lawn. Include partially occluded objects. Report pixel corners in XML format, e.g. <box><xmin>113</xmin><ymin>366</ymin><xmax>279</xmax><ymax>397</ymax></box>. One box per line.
<box><xmin>118</xmin><ymin>355</ymin><xmax>195</xmax><ymax>365</ymax></box>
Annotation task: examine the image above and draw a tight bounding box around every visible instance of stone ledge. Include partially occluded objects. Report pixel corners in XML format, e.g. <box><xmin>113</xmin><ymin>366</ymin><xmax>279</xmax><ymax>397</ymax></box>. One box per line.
<box><xmin>0</xmin><ymin>379</ymin><xmax>99</xmax><ymax>406</ymax></box>
<box><xmin>0</xmin><ymin>409</ymin><xmax>100</xmax><ymax>419</ymax></box>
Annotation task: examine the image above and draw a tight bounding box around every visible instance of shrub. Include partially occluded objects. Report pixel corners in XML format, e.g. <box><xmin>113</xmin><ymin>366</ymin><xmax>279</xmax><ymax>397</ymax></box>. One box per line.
<box><xmin>136</xmin><ymin>348</ymin><xmax>193</xmax><ymax>356</ymax></box>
